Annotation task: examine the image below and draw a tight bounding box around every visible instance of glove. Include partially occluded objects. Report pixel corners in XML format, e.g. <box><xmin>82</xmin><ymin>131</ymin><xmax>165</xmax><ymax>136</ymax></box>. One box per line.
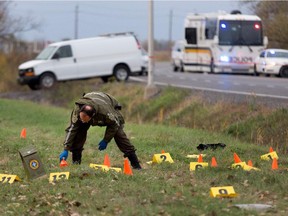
<box><xmin>59</xmin><ymin>150</ymin><xmax>69</xmax><ymax>161</ymax></box>
<box><xmin>98</xmin><ymin>140</ymin><xmax>108</xmax><ymax>151</ymax></box>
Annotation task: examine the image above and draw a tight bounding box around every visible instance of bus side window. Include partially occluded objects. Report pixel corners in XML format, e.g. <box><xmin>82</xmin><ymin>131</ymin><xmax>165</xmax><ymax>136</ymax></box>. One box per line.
<box><xmin>186</xmin><ymin>28</ymin><xmax>197</xmax><ymax>45</ymax></box>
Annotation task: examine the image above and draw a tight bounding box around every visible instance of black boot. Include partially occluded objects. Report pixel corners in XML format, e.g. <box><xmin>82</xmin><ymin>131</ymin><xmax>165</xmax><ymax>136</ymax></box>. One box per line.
<box><xmin>72</xmin><ymin>151</ymin><xmax>82</xmax><ymax>165</ymax></box>
<box><xmin>127</xmin><ymin>152</ymin><xmax>142</xmax><ymax>170</ymax></box>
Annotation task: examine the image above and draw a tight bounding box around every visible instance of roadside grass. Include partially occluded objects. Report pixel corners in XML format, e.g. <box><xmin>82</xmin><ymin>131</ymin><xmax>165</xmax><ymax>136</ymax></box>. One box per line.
<box><xmin>1</xmin><ymin>99</ymin><xmax>288</xmax><ymax>215</ymax></box>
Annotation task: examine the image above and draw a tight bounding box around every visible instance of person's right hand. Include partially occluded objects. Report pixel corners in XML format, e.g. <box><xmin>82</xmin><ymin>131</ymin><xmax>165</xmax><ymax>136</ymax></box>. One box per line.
<box><xmin>59</xmin><ymin>150</ymin><xmax>69</xmax><ymax>162</ymax></box>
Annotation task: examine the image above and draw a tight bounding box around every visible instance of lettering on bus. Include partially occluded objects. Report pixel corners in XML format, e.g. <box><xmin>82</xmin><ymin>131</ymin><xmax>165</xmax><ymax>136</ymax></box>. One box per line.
<box><xmin>229</xmin><ymin>56</ymin><xmax>253</xmax><ymax>63</ymax></box>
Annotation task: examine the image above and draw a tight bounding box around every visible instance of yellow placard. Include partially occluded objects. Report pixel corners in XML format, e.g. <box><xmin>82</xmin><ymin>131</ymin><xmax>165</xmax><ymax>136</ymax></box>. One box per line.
<box><xmin>210</xmin><ymin>186</ymin><xmax>238</xmax><ymax>198</ymax></box>
<box><xmin>89</xmin><ymin>164</ymin><xmax>109</xmax><ymax>171</ymax></box>
<box><xmin>109</xmin><ymin>167</ymin><xmax>122</xmax><ymax>173</ymax></box>
<box><xmin>186</xmin><ymin>154</ymin><xmax>206</xmax><ymax>159</ymax></box>
<box><xmin>0</xmin><ymin>174</ymin><xmax>21</xmax><ymax>184</ymax></box>
<box><xmin>231</xmin><ymin>162</ymin><xmax>247</xmax><ymax>169</ymax></box>
<box><xmin>49</xmin><ymin>172</ymin><xmax>69</xmax><ymax>183</ymax></box>
<box><xmin>260</xmin><ymin>151</ymin><xmax>278</xmax><ymax>161</ymax></box>
<box><xmin>152</xmin><ymin>153</ymin><xmax>174</xmax><ymax>164</ymax></box>
<box><xmin>189</xmin><ymin>162</ymin><xmax>209</xmax><ymax>171</ymax></box>
<box><xmin>243</xmin><ymin>164</ymin><xmax>260</xmax><ymax>171</ymax></box>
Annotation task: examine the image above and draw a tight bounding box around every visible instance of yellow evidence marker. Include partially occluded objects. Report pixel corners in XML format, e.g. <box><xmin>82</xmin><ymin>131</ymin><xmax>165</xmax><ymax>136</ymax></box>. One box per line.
<box><xmin>152</xmin><ymin>153</ymin><xmax>174</xmax><ymax>164</ymax></box>
<box><xmin>49</xmin><ymin>172</ymin><xmax>69</xmax><ymax>183</ymax></box>
<box><xmin>210</xmin><ymin>186</ymin><xmax>238</xmax><ymax>198</ymax></box>
<box><xmin>89</xmin><ymin>164</ymin><xmax>121</xmax><ymax>173</ymax></box>
<box><xmin>189</xmin><ymin>162</ymin><xmax>209</xmax><ymax>171</ymax></box>
<box><xmin>0</xmin><ymin>174</ymin><xmax>21</xmax><ymax>184</ymax></box>
<box><xmin>261</xmin><ymin>151</ymin><xmax>279</xmax><ymax>161</ymax></box>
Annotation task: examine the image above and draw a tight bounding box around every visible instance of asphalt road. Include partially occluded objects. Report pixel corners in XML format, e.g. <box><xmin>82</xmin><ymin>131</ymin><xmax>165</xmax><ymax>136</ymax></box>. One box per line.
<box><xmin>131</xmin><ymin>62</ymin><xmax>288</xmax><ymax>100</ymax></box>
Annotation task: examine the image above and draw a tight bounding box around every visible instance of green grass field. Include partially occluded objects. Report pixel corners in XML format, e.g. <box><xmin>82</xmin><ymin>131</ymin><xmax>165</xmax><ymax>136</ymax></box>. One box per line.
<box><xmin>1</xmin><ymin>98</ymin><xmax>288</xmax><ymax>215</ymax></box>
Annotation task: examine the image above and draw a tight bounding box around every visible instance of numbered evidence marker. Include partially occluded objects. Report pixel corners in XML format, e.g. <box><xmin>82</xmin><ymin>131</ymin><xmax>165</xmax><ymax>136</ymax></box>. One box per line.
<box><xmin>152</xmin><ymin>153</ymin><xmax>174</xmax><ymax>164</ymax></box>
<box><xmin>0</xmin><ymin>174</ymin><xmax>21</xmax><ymax>184</ymax></box>
<box><xmin>261</xmin><ymin>151</ymin><xmax>279</xmax><ymax>161</ymax></box>
<box><xmin>49</xmin><ymin>172</ymin><xmax>69</xmax><ymax>183</ymax></box>
<box><xmin>210</xmin><ymin>186</ymin><xmax>238</xmax><ymax>198</ymax></box>
<box><xmin>189</xmin><ymin>162</ymin><xmax>209</xmax><ymax>171</ymax></box>
<box><xmin>89</xmin><ymin>164</ymin><xmax>121</xmax><ymax>173</ymax></box>
<box><xmin>231</xmin><ymin>162</ymin><xmax>260</xmax><ymax>171</ymax></box>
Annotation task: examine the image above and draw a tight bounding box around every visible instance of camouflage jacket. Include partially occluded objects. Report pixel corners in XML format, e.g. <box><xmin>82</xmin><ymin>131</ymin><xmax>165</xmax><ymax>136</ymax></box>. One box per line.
<box><xmin>63</xmin><ymin>92</ymin><xmax>124</xmax><ymax>150</ymax></box>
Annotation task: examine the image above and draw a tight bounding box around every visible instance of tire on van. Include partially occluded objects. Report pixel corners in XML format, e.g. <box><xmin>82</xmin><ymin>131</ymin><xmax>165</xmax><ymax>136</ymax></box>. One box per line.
<box><xmin>113</xmin><ymin>64</ymin><xmax>130</xmax><ymax>81</ymax></box>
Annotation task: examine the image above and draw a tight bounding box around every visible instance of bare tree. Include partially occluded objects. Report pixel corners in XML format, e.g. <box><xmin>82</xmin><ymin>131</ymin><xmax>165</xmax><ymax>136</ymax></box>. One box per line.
<box><xmin>0</xmin><ymin>1</ymin><xmax>39</xmax><ymax>40</ymax></box>
<box><xmin>240</xmin><ymin>0</ymin><xmax>288</xmax><ymax>49</ymax></box>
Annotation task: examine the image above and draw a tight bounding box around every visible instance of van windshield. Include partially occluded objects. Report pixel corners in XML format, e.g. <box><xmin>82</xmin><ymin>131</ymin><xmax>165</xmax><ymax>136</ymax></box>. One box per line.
<box><xmin>35</xmin><ymin>46</ymin><xmax>57</xmax><ymax>60</ymax></box>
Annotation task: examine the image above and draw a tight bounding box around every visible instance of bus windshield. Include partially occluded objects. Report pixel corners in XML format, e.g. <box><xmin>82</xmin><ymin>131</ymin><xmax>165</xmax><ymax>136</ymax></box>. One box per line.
<box><xmin>35</xmin><ymin>46</ymin><xmax>57</xmax><ymax>60</ymax></box>
<box><xmin>218</xmin><ymin>20</ymin><xmax>263</xmax><ymax>46</ymax></box>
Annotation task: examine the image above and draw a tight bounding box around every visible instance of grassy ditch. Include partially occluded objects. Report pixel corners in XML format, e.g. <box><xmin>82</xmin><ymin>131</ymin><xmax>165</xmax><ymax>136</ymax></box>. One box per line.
<box><xmin>1</xmin><ymin>98</ymin><xmax>288</xmax><ymax>215</ymax></box>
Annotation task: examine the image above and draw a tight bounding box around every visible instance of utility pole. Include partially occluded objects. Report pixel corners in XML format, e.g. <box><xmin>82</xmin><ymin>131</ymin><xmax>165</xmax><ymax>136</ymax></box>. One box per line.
<box><xmin>75</xmin><ymin>5</ymin><xmax>79</xmax><ymax>39</ymax></box>
<box><xmin>144</xmin><ymin>0</ymin><xmax>158</xmax><ymax>99</ymax></box>
<box><xmin>169</xmin><ymin>9</ymin><xmax>173</xmax><ymax>50</ymax></box>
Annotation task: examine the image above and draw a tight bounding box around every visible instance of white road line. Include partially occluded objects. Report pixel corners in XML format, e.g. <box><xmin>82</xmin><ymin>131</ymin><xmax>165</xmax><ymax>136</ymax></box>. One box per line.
<box><xmin>129</xmin><ymin>77</ymin><xmax>288</xmax><ymax>100</ymax></box>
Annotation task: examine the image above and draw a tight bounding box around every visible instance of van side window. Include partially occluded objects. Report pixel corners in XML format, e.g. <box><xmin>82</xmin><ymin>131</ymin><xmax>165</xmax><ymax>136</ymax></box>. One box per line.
<box><xmin>53</xmin><ymin>45</ymin><xmax>73</xmax><ymax>59</ymax></box>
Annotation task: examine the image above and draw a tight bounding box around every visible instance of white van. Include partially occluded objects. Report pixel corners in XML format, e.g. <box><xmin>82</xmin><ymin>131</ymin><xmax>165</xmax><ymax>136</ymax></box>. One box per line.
<box><xmin>171</xmin><ymin>40</ymin><xmax>185</xmax><ymax>72</ymax></box>
<box><xmin>18</xmin><ymin>32</ymin><xmax>145</xmax><ymax>90</ymax></box>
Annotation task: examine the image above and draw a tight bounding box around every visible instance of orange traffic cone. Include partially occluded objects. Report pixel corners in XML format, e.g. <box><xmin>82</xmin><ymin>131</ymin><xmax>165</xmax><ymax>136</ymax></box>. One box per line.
<box><xmin>233</xmin><ymin>153</ymin><xmax>242</xmax><ymax>163</ymax></box>
<box><xmin>161</xmin><ymin>150</ymin><xmax>165</xmax><ymax>154</ymax></box>
<box><xmin>20</xmin><ymin>128</ymin><xmax>26</xmax><ymax>139</ymax></box>
<box><xmin>60</xmin><ymin>159</ymin><xmax>68</xmax><ymax>167</ymax></box>
<box><xmin>269</xmin><ymin>147</ymin><xmax>274</xmax><ymax>153</ymax></box>
<box><xmin>103</xmin><ymin>154</ymin><xmax>111</xmax><ymax>167</ymax></box>
<box><xmin>211</xmin><ymin>157</ymin><xmax>218</xmax><ymax>167</ymax></box>
<box><xmin>272</xmin><ymin>158</ymin><xmax>278</xmax><ymax>170</ymax></box>
<box><xmin>123</xmin><ymin>158</ymin><xmax>133</xmax><ymax>175</ymax></box>
<box><xmin>198</xmin><ymin>154</ymin><xmax>203</xmax><ymax>163</ymax></box>
<box><xmin>247</xmin><ymin>160</ymin><xmax>253</xmax><ymax>167</ymax></box>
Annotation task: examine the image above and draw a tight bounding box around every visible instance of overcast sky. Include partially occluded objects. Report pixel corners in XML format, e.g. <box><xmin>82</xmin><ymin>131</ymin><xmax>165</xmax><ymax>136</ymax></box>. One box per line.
<box><xmin>11</xmin><ymin>0</ymin><xmax>250</xmax><ymax>43</ymax></box>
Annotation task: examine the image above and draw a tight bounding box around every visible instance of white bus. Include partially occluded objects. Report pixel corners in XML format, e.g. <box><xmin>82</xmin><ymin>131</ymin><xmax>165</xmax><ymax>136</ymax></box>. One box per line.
<box><xmin>183</xmin><ymin>10</ymin><xmax>268</xmax><ymax>74</ymax></box>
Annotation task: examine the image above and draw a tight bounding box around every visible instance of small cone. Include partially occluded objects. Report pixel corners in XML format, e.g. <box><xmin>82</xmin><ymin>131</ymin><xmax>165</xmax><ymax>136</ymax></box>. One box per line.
<box><xmin>247</xmin><ymin>160</ymin><xmax>253</xmax><ymax>167</ymax></box>
<box><xmin>233</xmin><ymin>153</ymin><xmax>242</xmax><ymax>163</ymax></box>
<box><xmin>103</xmin><ymin>154</ymin><xmax>111</xmax><ymax>167</ymax></box>
<box><xmin>60</xmin><ymin>159</ymin><xmax>68</xmax><ymax>167</ymax></box>
<box><xmin>161</xmin><ymin>150</ymin><xmax>165</xmax><ymax>154</ymax></box>
<box><xmin>198</xmin><ymin>154</ymin><xmax>203</xmax><ymax>163</ymax></box>
<box><xmin>20</xmin><ymin>128</ymin><xmax>26</xmax><ymax>139</ymax></box>
<box><xmin>211</xmin><ymin>157</ymin><xmax>218</xmax><ymax>167</ymax></box>
<box><xmin>123</xmin><ymin>158</ymin><xmax>133</xmax><ymax>175</ymax></box>
<box><xmin>272</xmin><ymin>158</ymin><xmax>278</xmax><ymax>170</ymax></box>
<box><xmin>269</xmin><ymin>147</ymin><xmax>274</xmax><ymax>153</ymax></box>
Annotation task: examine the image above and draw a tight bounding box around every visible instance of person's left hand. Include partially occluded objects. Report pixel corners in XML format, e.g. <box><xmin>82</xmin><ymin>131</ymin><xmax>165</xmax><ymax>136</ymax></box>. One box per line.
<box><xmin>98</xmin><ymin>140</ymin><xmax>108</xmax><ymax>151</ymax></box>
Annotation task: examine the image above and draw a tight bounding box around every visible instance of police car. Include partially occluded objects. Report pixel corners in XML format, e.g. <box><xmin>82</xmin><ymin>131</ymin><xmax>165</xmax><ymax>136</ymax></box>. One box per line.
<box><xmin>254</xmin><ymin>49</ymin><xmax>288</xmax><ymax>77</ymax></box>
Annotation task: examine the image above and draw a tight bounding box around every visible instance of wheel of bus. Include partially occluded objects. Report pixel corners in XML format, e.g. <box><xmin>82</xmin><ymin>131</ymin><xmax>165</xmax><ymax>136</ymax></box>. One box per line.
<box><xmin>28</xmin><ymin>83</ymin><xmax>41</xmax><ymax>90</ymax></box>
<box><xmin>39</xmin><ymin>73</ymin><xmax>56</xmax><ymax>89</ymax></box>
<box><xmin>173</xmin><ymin>62</ymin><xmax>179</xmax><ymax>72</ymax></box>
<box><xmin>279</xmin><ymin>66</ymin><xmax>288</xmax><ymax>78</ymax></box>
<box><xmin>113</xmin><ymin>65</ymin><xmax>130</xmax><ymax>81</ymax></box>
<box><xmin>254</xmin><ymin>64</ymin><xmax>259</xmax><ymax>76</ymax></box>
<box><xmin>180</xmin><ymin>61</ymin><xmax>184</xmax><ymax>72</ymax></box>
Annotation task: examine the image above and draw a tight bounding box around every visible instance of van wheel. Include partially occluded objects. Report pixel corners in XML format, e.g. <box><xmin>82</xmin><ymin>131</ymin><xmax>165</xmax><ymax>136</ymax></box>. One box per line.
<box><xmin>113</xmin><ymin>65</ymin><xmax>130</xmax><ymax>81</ymax></box>
<box><xmin>40</xmin><ymin>73</ymin><xmax>56</xmax><ymax>89</ymax></box>
<box><xmin>279</xmin><ymin>66</ymin><xmax>288</xmax><ymax>78</ymax></box>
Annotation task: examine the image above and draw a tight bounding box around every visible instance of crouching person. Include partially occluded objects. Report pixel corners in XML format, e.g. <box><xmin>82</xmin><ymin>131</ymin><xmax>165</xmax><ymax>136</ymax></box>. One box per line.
<box><xmin>59</xmin><ymin>92</ymin><xmax>142</xmax><ymax>169</ymax></box>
